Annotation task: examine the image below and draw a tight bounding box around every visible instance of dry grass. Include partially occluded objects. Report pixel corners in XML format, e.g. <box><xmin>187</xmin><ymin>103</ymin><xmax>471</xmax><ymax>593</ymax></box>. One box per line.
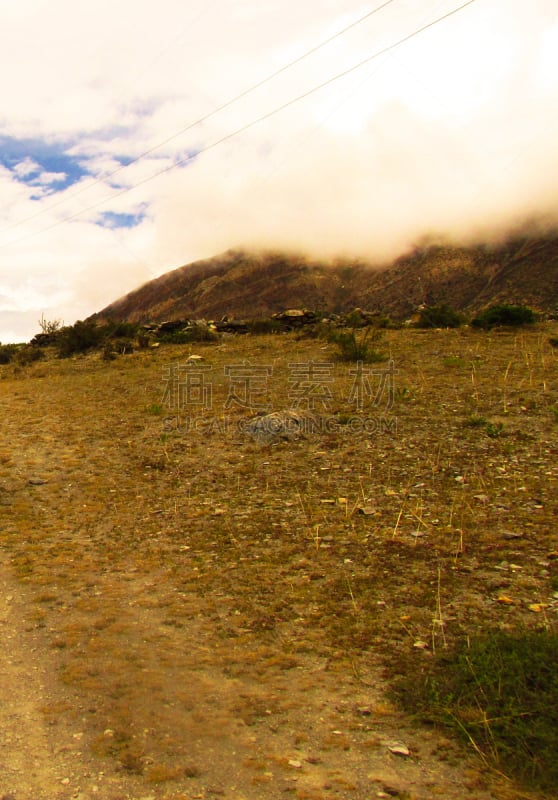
<box><xmin>1</xmin><ymin>324</ymin><xmax>557</xmax><ymax>799</ymax></box>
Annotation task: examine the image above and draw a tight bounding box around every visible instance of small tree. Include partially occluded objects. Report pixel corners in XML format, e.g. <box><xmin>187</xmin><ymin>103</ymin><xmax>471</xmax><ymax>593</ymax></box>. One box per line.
<box><xmin>38</xmin><ymin>313</ymin><xmax>63</xmax><ymax>335</ymax></box>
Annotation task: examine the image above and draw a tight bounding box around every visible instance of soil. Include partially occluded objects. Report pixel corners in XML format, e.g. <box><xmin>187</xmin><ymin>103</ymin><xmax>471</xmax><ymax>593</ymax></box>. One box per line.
<box><xmin>1</xmin><ymin>326</ymin><xmax>556</xmax><ymax>799</ymax></box>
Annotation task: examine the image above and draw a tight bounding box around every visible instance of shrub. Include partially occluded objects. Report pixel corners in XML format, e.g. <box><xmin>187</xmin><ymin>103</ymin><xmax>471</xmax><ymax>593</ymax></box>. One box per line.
<box><xmin>0</xmin><ymin>344</ymin><xmax>18</xmax><ymax>364</ymax></box>
<box><xmin>159</xmin><ymin>325</ymin><xmax>218</xmax><ymax>344</ymax></box>
<box><xmin>392</xmin><ymin>631</ymin><xmax>558</xmax><ymax>793</ymax></box>
<box><xmin>57</xmin><ymin>320</ymin><xmax>104</xmax><ymax>357</ymax></box>
<box><xmin>246</xmin><ymin>318</ymin><xmax>282</xmax><ymax>335</ymax></box>
<box><xmin>16</xmin><ymin>347</ymin><xmax>45</xmax><ymax>366</ymax></box>
<box><xmin>416</xmin><ymin>304</ymin><xmax>464</xmax><ymax>329</ymax></box>
<box><xmin>38</xmin><ymin>314</ymin><xmax>63</xmax><ymax>335</ymax></box>
<box><xmin>471</xmin><ymin>304</ymin><xmax>536</xmax><ymax>329</ymax></box>
<box><xmin>330</xmin><ymin>330</ymin><xmax>387</xmax><ymax>363</ymax></box>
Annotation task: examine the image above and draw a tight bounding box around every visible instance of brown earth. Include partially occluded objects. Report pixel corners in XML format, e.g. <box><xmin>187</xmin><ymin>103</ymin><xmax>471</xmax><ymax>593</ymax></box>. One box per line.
<box><xmin>91</xmin><ymin>234</ymin><xmax>558</xmax><ymax>326</ymax></box>
<box><xmin>1</xmin><ymin>325</ymin><xmax>557</xmax><ymax>799</ymax></box>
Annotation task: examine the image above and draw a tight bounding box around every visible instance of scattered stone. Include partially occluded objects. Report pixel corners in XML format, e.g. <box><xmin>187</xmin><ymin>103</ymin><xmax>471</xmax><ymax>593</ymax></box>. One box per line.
<box><xmin>243</xmin><ymin>410</ymin><xmax>316</xmax><ymax>443</ymax></box>
<box><xmin>413</xmin><ymin>640</ymin><xmax>429</xmax><ymax>649</ymax></box>
<box><xmin>497</xmin><ymin>595</ymin><xmax>515</xmax><ymax>605</ymax></box>
<box><xmin>356</xmin><ymin>506</ymin><xmax>376</xmax><ymax>515</ymax></box>
<box><xmin>28</xmin><ymin>477</ymin><xmax>48</xmax><ymax>485</ymax></box>
<box><xmin>502</xmin><ymin>531</ymin><xmax>524</xmax><ymax>540</ymax></box>
<box><xmin>384</xmin><ymin>740</ymin><xmax>410</xmax><ymax>757</ymax></box>
<box><xmin>288</xmin><ymin>759</ymin><xmax>302</xmax><ymax>769</ymax></box>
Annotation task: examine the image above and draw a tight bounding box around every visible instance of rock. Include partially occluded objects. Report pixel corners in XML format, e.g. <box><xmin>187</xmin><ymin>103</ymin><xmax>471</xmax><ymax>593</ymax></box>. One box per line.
<box><xmin>384</xmin><ymin>740</ymin><xmax>410</xmax><ymax>757</ymax></box>
<box><xmin>356</xmin><ymin>506</ymin><xmax>376</xmax><ymax>515</ymax></box>
<box><xmin>243</xmin><ymin>410</ymin><xmax>316</xmax><ymax>443</ymax></box>
<box><xmin>502</xmin><ymin>531</ymin><xmax>524</xmax><ymax>539</ymax></box>
<box><xmin>28</xmin><ymin>477</ymin><xmax>48</xmax><ymax>485</ymax></box>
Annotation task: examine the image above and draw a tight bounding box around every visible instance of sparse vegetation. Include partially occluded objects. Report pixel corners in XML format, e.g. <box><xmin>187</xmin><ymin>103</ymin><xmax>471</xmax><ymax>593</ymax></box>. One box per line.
<box><xmin>415</xmin><ymin>304</ymin><xmax>464</xmax><ymax>329</ymax></box>
<box><xmin>329</xmin><ymin>329</ymin><xmax>387</xmax><ymax>362</ymax></box>
<box><xmin>38</xmin><ymin>313</ymin><xmax>63</xmax><ymax>335</ymax></box>
<box><xmin>1</xmin><ymin>322</ymin><xmax>556</xmax><ymax>799</ymax></box>
<box><xmin>0</xmin><ymin>344</ymin><xmax>18</xmax><ymax>364</ymax></box>
<box><xmin>392</xmin><ymin>631</ymin><xmax>558</xmax><ymax>793</ymax></box>
<box><xmin>158</xmin><ymin>324</ymin><xmax>218</xmax><ymax>344</ymax></box>
<box><xmin>57</xmin><ymin>319</ymin><xmax>106</xmax><ymax>357</ymax></box>
<box><xmin>471</xmin><ymin>304</ymin><xmax>537</xmax><ymax>329</ymax></box>
<box><xmin>246</xmin><ymin>318</ymin><xmax>283</xmax><ymax>335</ymax></box>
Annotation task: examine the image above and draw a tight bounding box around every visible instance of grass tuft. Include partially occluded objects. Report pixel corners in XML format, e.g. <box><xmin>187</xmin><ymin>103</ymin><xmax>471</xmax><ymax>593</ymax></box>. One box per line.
<box><xmin>391</xmin><ymin>630</ymin><xmax>558</xmax><ymax>793</ymax></box>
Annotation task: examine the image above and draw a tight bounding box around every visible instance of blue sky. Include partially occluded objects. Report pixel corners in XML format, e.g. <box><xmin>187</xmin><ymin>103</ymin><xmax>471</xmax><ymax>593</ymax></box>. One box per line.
<box><xmin>0</xmin><ymin>0</ymin><xmax>557</xmax><ymax>342</ymax></box>
<box><xmin>0</xmin><ymin>135</ymin><xmax>89</xmax><ymax>193</ymax></box>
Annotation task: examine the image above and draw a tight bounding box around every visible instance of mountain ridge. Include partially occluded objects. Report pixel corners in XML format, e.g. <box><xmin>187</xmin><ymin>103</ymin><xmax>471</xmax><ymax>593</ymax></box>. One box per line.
<box><xmin>91</xmin><ymin>234</ymin><xmax>558</xmax><ymax>324</ymax></box>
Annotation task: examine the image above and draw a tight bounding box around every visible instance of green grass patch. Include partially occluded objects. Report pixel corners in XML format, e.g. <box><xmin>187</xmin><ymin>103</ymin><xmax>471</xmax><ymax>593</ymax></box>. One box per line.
<box><xmin>329</xmin><ymin>329</ymin><xmax>387</xmax><ymax>363</ymax></box>
<box><xmin>391</xmin><ymin>631</ymin><xmax>558</xmax><ymax>794</ymax></box>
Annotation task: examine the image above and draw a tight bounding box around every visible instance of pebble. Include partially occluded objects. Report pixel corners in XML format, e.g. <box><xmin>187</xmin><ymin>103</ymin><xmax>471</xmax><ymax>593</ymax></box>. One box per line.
<box><xmin>384</xmin><ymin>740</ymin><xmax>410</xmax><ymax>757</ymax></box>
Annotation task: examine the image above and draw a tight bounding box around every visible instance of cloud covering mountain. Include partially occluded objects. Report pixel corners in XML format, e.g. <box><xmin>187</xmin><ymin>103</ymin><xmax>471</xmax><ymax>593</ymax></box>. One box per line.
<box><xmin>1</xmin><ymin>0</ymin><xmax>557</xmax><ymax>341</ymax></box>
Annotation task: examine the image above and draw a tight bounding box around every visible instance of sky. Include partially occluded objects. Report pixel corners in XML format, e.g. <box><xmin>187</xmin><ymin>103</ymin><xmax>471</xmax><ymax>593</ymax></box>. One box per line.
<box><xmin>0</xmin><ymin>0</ymin><xmax>557</xmax><ymax>342</ymax></box>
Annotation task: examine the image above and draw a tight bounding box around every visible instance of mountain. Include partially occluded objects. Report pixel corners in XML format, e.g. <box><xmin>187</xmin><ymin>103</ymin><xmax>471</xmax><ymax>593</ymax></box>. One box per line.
<box><xmin>92</xmin><ymin>234</ymin><xmax>558</xmax><ymax>324</ymax></box>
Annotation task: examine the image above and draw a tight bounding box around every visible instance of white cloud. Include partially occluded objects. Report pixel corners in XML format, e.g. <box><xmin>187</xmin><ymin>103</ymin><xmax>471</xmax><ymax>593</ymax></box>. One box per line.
<box><xmin>0</xmin><ymin>0</ymin><xmax>557</xmax><ymax>342</ymax></box>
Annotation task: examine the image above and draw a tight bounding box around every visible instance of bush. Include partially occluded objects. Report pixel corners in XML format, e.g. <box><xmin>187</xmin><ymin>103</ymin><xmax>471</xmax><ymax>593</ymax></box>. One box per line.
<box><xmin>392</xmin><ymin>631</ymin><xmax>558</xmax><ymax>793</ymax></box>
<box><xmin>246</xmin><ymin>318</ymin><xmax>282</xmax><ymax>335</ymax></box>
<box><xmin>0</xmin><ymin>344</ymin><xmax>18</xmax><ymax>364</ymax></box>
<box><xmin>159</xmin><ymin>325</ymin><xmax>218</xmax><ymax>344</ymax></box>
<box><xmin>471</xmin><ymin>304</ymin><xmax>536</xmax><ymax>329</ymax></box>
<box><xmin>416</xmin><ymin>304</ymin><xmax>464</xmax><ymax>329</ymax></box>
<box><xmin>57</xmin><ymin>320</ymin><xmax>105</xmax><ymax>357</ymax></box>
<box><xmin>0</xmin><ymin>344</ymin><xmax>45</xmax><ymax>366</ymax></box>
<box><xmin>330</xmin><ymin>330</ymin><xmax>387</xmax><ymax>363</ymax></box>
<box><xmin>16</xmin><ymin>347</ymin><xmax>45</xmax><ymax>366</ymax></box>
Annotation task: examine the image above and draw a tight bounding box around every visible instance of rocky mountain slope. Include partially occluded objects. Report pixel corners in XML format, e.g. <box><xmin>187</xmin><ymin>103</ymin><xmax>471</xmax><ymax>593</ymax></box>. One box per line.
<box><xmin>92</xmin><ymin>234</ymin><xmax>558</xmax><ymax>323</ymax></box>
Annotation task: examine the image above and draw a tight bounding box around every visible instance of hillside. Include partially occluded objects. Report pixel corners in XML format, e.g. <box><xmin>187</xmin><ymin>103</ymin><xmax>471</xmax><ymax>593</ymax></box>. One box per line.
<box><xmin>92</xmin><ymin>234</ymin><xmax>558</xmax><ymax>324</ymax></box>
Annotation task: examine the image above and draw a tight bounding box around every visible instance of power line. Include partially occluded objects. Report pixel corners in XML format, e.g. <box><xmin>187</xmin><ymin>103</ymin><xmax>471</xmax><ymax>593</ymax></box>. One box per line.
<box><xmin>2</xmin><ymin>0</ymin><xmax>478</xmax><ymax>249</ymax></box>
<box><xmin>0</xmin><ymin>0</ymin><xmax>396</xmax><ymax>238</ymax></box>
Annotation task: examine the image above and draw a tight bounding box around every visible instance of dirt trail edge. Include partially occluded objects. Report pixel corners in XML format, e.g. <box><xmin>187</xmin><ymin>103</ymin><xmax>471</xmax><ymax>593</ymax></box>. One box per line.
<box><xmin>0</xmin><ymin>555</ymin><xmax>504</xmax><ymax>800</ymax></box>
<box><xmin>0</xmin><ymin>557</ymin><xmax>70</xmax><ymax>798</ymax></box>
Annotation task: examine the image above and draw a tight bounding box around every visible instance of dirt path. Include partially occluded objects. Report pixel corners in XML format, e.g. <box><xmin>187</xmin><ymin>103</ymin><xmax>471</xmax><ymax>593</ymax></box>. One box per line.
<box><xmin>0</xmin><ymin>556</ymin><xmax>504</xmax><ymax>800</ymax></box>
<box><xmin>0</xmin><ymin>559</ymin><xmax>73</xmax><ymax>799</ymax></box>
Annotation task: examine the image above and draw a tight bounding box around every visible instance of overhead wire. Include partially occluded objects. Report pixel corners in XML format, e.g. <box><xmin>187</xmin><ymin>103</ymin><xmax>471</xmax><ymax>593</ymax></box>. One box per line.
<box><xmin>1</xmin><ymin>0</ymin><xmax>478</xmax><ymax>249</ymax></box>
<box><xmin>0</xmin><ymin>0</ymin><xmax>397</xmax><ymax>238</ymax></box>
